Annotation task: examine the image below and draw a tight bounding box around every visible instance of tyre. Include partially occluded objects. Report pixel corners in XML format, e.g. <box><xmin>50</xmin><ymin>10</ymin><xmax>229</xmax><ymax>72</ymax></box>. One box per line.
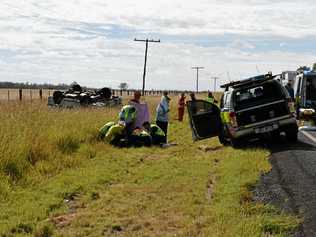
<box><xmin>218</xmin><ymin>130</ymin><xmax>229</xmax><ymax>145</ymax></box>
<box><xmin>271</xmin><ymin>130</ymin><xmax>281</xmax><ymax>141</ymax></box>
<box><xmin>230</xmin><ymin>138</ymin><xmax>242</xmax><ymax>148</ymax></box>
<box><xmin>286</xmin><ymin>128</ymin><xmax>298</xmax><ymax>142</ymax></box>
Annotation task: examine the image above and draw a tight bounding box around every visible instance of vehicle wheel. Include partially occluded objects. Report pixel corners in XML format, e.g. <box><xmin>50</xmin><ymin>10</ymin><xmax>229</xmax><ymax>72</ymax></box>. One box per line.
<box><xmin>218</xmin><ymin>134</ymin><xmax>229</xmax><ymax>145</ymax></box>
<box><xmin>286</xmin><ymin>129</ymin><xmax>298</xmax><ymax>142</ymax></box>
<box><xmin>230</xmin><ymin>138</ymin><xmax>242</xmax><ymax>148</ymax></box>
<box><xmin>271</xmin><ymin>130</ymin><xmax>281</xmax><ymax>141</ymax></box>
<box><xmin>218</xmin><ymin>129</ymin><xmax>229</xmax><ymax>145</ymax></box>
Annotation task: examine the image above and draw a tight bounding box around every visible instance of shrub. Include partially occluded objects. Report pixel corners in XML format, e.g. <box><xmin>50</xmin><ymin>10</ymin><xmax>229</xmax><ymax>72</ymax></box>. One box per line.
<box><xmin>56</xmin><ymin>136</ymin><xmax>80</xmax><ymax>154</ymax></box>
<box><xmin>34</xmin><ymin>224</ymin><xmax>54</xmax><ymax>237</ymax></box>
<box><xmin>3</xmin><ymin>161</ymin><xmax>22</xmax><ymax>182</ymax></box>
<box><xmin>26</xmin><ymin>141</ymin><xmax>50</xmax><ymax>166</ymax></box>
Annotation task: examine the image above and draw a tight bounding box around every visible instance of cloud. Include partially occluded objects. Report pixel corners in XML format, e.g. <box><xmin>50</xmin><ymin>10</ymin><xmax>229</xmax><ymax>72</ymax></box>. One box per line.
<box><xmin>1</xmin><ymin>0</ymin><xmax>316</xmax><ymax>90</ymax></box>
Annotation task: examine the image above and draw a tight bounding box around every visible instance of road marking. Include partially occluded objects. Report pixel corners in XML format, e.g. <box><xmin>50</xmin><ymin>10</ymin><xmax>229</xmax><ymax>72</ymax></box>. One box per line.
<box><xmin>301</xmin><ymin>131</ymin><xmax>316</xmax><ymax>144</ymax></box>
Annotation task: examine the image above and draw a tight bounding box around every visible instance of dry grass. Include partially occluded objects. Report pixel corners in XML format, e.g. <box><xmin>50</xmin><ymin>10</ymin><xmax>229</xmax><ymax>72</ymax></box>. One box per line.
<box><xmin>0</xmin><ymin>95</ymin><xmax>298</xmax><ymax>237</ymax></box>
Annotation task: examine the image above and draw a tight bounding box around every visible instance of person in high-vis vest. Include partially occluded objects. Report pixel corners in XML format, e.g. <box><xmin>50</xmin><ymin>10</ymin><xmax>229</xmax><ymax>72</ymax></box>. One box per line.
<box><xmin>143</xmin><ymin>122</ymin><xmax>166</xmax><ymax>145</ymax></box>
<box><xmin>206</xmin><ymin>91</ymin><xmax>218</xmax><ymax>104</ymax></box>
<box><xmin>104</xmin><ymin>121</ymin><xmax>127</xmax><ymax>147</ymax></box>
<box><xmin>129</xmin><ymin>127</ymin><xmax>152</xmax><ymax>147</ymax></box>
<box><xmin>119</xmin><ymin>104</ymin><xmax>137</xmax><ymax>136</ymax></box>
<box><xmin>99</xmin><ymin>121</ymin><xmax>116</xmax><ymax>139</ymax></box>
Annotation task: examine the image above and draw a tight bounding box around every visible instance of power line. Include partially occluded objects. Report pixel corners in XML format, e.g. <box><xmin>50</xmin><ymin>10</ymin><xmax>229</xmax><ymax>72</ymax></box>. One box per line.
<box><xmin>192</xmin><ymin>66</ymin><xmax>204</xmax><ymax>93</ymax></box>
<box><xmin>134</xmin><ymin>38</ymin><xmax>160</xmax><ymax>96</ymax></box>
<box><xmin>211</xmin><ymin>77</ymin><xmax>219</xmax><ymax>92</ymax></box>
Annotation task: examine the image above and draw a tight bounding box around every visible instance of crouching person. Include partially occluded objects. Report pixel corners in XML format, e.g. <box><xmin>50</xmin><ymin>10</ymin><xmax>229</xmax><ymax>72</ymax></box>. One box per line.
<box><xmin>104</xmin><ymin>121</ymin><xmax>128</xmax><ymax>147</ymax></box>
<box><xmin>129</xmin><ymin>127</ymin><xmax>152</xmax><ymax>147</ymax></box>
<box><xmin>99</xmin><ymin>121</ymin><xmax>116</xmax><ymax>140</ymax></box>
<box><xmin>143</xmin><ymin>122</ymin><xmax>166</xmax><ymax>145</ymax></box>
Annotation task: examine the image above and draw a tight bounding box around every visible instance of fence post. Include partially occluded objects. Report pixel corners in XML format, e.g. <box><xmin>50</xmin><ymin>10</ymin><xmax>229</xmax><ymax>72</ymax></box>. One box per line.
<box><xmin>127</xmin><ymin>90</ymin><xmax>130</xmax><ymax>96</ymax></box>
<box><xmin>120</xmin><ymin>90</ymin><xmax>123</xmax><ymax>96</ymax></box>
<box><xmin>39</xmin><ymin>89</ymin><xmax>43</xmax><ymax>100</ymax></box>
<box><xmin>30</xmin><ymin>90</ymin><xmax>32</xmax><ymax>102</ymax></box>
<box><xmin>7</xmin><ymin>90</ymin><xmax>10</xmax><ymax>101</ymax></box>
<box><xmin>19</xmin><ymin>89</ymin><xmax>22</xmax><ymax>101</ymax></box>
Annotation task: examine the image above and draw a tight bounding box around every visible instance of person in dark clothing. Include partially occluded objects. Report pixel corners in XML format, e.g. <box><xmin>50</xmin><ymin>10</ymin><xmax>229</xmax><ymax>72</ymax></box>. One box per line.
<box><xmin>189</xmin><ymin>93</ymin><xmax>197</xmax><ymax>115</ymax></box>
<box><xmin>285</xmin><ymin>82</ymin><xmax>294</xmax><ymax>99</ymax></box>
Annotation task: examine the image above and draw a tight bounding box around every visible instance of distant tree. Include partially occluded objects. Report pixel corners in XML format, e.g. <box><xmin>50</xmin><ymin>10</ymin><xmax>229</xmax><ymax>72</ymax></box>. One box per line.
<box><xmin>119</xmin><ymin>82</ymin><xmax>128</xmax><ymax>90</ymax></box>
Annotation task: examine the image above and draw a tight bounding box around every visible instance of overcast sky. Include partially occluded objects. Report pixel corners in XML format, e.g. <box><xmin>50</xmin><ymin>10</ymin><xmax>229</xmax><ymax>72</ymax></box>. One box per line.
<box><xmin>1</xmin><ymin>0</ymin><xmax>316</xmax><ymax>91</ymax></box>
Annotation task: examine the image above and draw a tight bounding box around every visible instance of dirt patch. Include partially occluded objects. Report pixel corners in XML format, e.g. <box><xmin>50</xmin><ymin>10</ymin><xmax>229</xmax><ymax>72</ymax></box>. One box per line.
<box><xmin>198</xmin><ymin>145</ymin><xmax>223</xmax><ymax>152</ymax></box>
<box><xmin>51</xmin><ymin>192</ymin><xmax>86</xmax><ymax>228</ymax></box>
<box><xmin>52</xmin><ymin>213</ymin><xmax>77</xmax><ymax>228</ymax></box>
<box><xmin>206</xmin><ymin>173</ymin><xmax>216</xmax><ymax>201</ymax></box>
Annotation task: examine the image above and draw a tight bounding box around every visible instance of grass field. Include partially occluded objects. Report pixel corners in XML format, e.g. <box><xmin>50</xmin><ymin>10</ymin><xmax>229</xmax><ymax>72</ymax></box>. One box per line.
<box><xmin>0</xmin><ymin>95</ymin><xmax>299</xmax><ymax>237</ymax></box>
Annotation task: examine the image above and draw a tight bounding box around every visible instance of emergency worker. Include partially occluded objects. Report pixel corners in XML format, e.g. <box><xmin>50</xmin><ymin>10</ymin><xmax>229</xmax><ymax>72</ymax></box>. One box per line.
<box><xmin>143</xmin><ymin>122</ymin><xmax>166</xmax><ymax>145</ymax></box>
<box><xmin>104</xmin><ymin>121</ymin><xmax>127</xmax><ymax>147</ymax></box>
<box><xmin>206</xmin><ymin>91</ymin><xmax>218</xmax><ymax>104</ymax></box>
<box><xmin>99</xmin><ymin>121</ymin><xmax>116</xmax><ymax>139</ymax></box>
<box><xmin>129</xmin><ymin>127</ymin><xmax>152</xmax><ymax>147</ymax></box>
<box><xmin>119</xmin><ymin>104</ymin><xmax>137</xmax><ymax>135</ymax></box>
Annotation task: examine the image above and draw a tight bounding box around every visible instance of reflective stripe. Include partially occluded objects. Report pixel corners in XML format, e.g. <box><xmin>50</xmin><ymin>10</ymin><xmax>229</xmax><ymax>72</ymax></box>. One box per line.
<box><xmin>120</xmin><ymin>105</ymin><xmax>137</xmax><ymax>124</ymax></box>
<box><xmin>151</xmin><ymin>125</ymin><xmax>165</xmax><ymax>136</ymax></box>
<box><xmin>105</xmin><ymin>124</ymin><xmax>125</xmax><ymax>143</ymax></box>
<box><xmin>99</xmin><ymin>121</ymin><xmax>116</xmax><ymax>137</ymax></box>
<box><xmin>221</xmin><ymin>112</ymin><xmax>230</xmax><ymax>124</ymax></box>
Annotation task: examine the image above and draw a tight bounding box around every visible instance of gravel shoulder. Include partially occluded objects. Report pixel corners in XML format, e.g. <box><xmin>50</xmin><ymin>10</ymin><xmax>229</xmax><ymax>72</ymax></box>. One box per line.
<box><xmin>255</xmin><ymin>132</ymin><xmax>316</xmax><ymax>237</ymax></box>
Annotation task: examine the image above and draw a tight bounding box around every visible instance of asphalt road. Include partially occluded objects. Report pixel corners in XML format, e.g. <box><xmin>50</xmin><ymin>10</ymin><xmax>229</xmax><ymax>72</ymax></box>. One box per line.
<box><xmin>255</xmin><ymin>130</ymin><xmax>316</xmax><ymax>237</ymax></box>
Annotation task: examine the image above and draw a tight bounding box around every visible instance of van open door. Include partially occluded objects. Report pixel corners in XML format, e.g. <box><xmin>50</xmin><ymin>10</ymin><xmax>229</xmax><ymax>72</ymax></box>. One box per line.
<box><xmin>187</xmin><ymin>100</ymin><xmax>221</xmax><ymax>141</ymax></box>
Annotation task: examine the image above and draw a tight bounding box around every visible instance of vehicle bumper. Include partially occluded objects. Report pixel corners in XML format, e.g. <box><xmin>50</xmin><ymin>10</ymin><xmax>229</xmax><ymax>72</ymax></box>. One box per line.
<box><xmin>230</xmin><ymin>116</ymin><xmax>297</xmax><ymax>139</ymax></box>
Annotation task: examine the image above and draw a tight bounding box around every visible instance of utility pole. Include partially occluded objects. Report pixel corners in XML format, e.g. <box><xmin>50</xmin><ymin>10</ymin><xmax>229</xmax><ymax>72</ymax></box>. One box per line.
<box><xmin>134</xmin><ymin>38</ymin><xmax>160</xmax><ymax>96</ymax></box>
<box><xmin>192</xmin><ymin>66</ymin><xmax>204</xmax><ymax>93</ymax></box>
<box><xmin>211</xmin><ymin>77</ymin><xmax>219</xmax><ymax>92</ymax></box>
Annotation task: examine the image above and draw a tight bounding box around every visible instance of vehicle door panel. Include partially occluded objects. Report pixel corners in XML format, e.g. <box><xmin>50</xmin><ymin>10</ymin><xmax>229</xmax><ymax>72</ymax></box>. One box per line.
<box><xmin>187</xmin><ymin>100</ymin><xmax>221</xmax><ymax>140</ymax></box>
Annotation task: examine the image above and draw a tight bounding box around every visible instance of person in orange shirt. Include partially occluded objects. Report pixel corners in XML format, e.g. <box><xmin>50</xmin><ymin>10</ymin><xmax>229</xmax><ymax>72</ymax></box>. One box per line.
<box><xmin>178</xmin><ymin>93</ymin><xmax>186</xmax><ymax>122</ymax></box>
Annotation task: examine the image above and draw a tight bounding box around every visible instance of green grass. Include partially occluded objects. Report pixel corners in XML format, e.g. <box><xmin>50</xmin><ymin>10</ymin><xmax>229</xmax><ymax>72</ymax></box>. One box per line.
<box><xmin>0</xmin><ymin>96</ymin><xmax>299</xmax><ymax>236</ymax></box>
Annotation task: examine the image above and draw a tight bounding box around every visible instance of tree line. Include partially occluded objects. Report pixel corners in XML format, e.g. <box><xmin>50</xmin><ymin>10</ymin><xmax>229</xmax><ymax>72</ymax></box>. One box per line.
<box><xmin>0</xmin><ymin>81</ymin><xmax>72</xmax><ymax>90</ymax></box>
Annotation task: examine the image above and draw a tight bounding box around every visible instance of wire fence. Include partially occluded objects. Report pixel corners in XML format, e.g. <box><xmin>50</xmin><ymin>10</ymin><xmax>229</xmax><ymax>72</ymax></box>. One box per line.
<box><xmin>0</xmin><ymin>89</ymin><xmax>199</xmax><ymax>102</ymax></box>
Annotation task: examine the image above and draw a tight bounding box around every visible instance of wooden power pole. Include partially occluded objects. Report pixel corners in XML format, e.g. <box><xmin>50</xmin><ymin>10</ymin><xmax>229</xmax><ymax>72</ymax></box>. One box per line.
<box><xmin>211</xmin><ymin>77</ymin><xmax>219</xmax><ymax>92</ymax></box>
<box><xmin>192</xmin><ymin>66</ymin><xmax>204</xmax><ymax>93</ymax></box>
<box><xmin>134</xmin><ymin>38</ymin><xmax>160</xmax><ymax>95</ymax></box>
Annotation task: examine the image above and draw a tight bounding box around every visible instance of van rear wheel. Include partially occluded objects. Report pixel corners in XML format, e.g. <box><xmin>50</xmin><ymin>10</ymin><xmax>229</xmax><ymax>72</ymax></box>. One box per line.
<box><xmin>218</xmin><ymin>128</ymin><xmax>229</xmax><ymax>145</ymax></box>
<box><xmin>286</xmin><ymin>128</ymin><xmax>298</xmax><ymax>142</ymax></box>
<box><xmin>230</xmin><ymin>138</ymin><xmax>242</xmax><ymax>148</ymax></box>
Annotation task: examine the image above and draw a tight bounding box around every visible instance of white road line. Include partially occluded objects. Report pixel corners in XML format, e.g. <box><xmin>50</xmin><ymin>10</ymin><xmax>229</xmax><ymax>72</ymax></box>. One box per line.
<box><xmin>301</xmin><ymin>131</ymin><xmax>316</xmax><ymax>144</ymax></box>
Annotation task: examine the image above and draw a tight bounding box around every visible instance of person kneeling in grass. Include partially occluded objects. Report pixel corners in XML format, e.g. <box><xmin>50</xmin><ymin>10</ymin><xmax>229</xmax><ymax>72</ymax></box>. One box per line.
<box><xmin>99</xmin><ymin>121</ymin><xmax>116</xmax><ymax>140</ymax></box>
<box><xmin>143</xmin><ymin>122</ymin><xmax>166</xmax><ymax>145</ymax></box>
<box><xmin>129</xmin><ymin>127</ymin><xmax>152</xmax><ymax>147</ymax></box>
<box><xmin>104</xmin><ymin>121</ymin><xmax>128</xmax><ymax>147</ymax></box>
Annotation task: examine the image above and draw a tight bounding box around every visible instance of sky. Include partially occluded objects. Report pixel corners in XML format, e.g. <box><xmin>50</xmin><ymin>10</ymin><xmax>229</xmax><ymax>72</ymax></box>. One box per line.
<box><xmin>1</xmin><ymin>0</ymin><xmax>316</xmax><ymax>91</ymax></box>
